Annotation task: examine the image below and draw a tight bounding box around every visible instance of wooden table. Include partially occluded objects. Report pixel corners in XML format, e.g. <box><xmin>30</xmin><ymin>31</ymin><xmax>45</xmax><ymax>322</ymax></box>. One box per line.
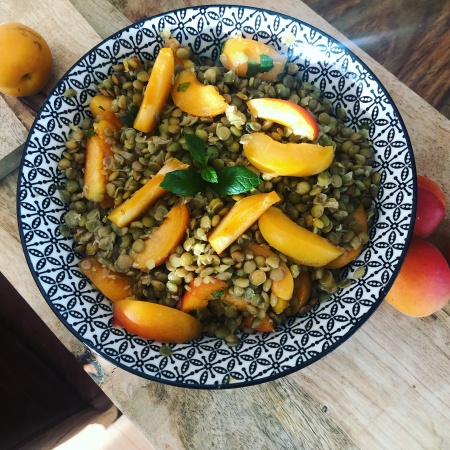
<box><xmin>1</xmin><ymin>1</ymin><xmax>449</xmax><ymax>448</ymax></box>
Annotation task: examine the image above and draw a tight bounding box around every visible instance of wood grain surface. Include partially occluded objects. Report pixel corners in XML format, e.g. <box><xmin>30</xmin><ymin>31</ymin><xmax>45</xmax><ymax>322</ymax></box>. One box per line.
<box><xmin>0</xmin><ymin>1</ymin><xmax>449</xmax><ymax>449</ymax></box>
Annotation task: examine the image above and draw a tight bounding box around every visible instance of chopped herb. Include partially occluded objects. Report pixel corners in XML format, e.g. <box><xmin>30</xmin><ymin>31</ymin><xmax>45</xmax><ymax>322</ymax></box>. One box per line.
<box><xmin>246</xmin><ymin>59</ymin><xmax>261</xmax><ymax>77</ymax></box>
<box><xmin>246</xmin><ymin>55</ymin><xmax>274</xmax><ymax>77</ymax></box>
<box><xmin>86</xmin><ymin>129</ymin><xmax>95</xmax><ymax>138</ymax></box>
<box><xmin>121</xmin><ymin>103</ymin><xmax>139</xmax><ymax>128</ymax></box>
<box><xmin>177</xmin><ymin>82</ymin><xmax>190</xmax><ymax>92</ymax></box>
<box><xmin>259</xmin><ymin>54</ymin><xmax>274</xmax><ymax>73</ymax></box>
<box><xmin>220</xmin><ymin>39</ymin><xmax>227</xmax><ymax>53</ymax></box>
<box><xmin>211</xmin><ymin>291</ymin><xmax>223</xmax><ymax>298</ymax></box>
<box><xmin>98</xmin><ymin>105</ymin><xmax>105</xmax><ymax>111</ymax></box>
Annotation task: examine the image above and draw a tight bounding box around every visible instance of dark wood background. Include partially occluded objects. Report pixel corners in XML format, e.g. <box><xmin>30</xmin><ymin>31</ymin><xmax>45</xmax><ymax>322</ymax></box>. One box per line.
<box><xmin>109</xmin><ymin>0</ymin><xmax>450</xmax><ymax>119</ymax></box>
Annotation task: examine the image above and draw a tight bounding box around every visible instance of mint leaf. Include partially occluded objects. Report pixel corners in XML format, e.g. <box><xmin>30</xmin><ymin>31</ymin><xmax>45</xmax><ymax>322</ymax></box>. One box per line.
<box><xmin>214</xmin><ymin>166</ymin><xmax>262</xmax><ymax>195</ymax></box>
<box><xmin>211</xmin><ymin>290</ymin><xmax>223</xmax><ymax>298</ymax></box>
<box><xmin>177</xmin><ymin>82</ymin><xmax>190</xmax><ymax>92</ymax></box>
<box><xmin>160</xmin><ymin>170</ymin><xmax>206</xmax><ymax>196</ymax></box>
<box><xmin>259</xmin><ymin>54</ymin><xmax>274</xmax><ymax>73</ymax></box>
<box><xmin>201</xmin><ymin>166</ymin><xmax>218</xmax><ymax>183</ymax></box>
<box><xmin>86</xmin><ymin>129</ymin><xmax>95</xmax><ymax>138</ymax></box>
<box><xmin>184</xmin><ymin>131</ymin><xmax>209</xmax><ymax>167</ymax></box>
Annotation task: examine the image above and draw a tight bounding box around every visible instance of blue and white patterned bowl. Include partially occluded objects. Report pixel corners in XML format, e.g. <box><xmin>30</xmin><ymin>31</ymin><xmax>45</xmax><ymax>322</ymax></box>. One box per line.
<box><xmin>17</xmin><ymin>5</ymin><xmax>416</xmax><ymax>388</ymax></box>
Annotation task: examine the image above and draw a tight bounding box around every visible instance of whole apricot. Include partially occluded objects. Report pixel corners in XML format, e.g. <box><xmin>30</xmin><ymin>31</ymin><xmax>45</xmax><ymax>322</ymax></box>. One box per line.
<box><xmin>0</xmin><ymin>22</ymin><xmax>53</xmax><ymax>97</ymax></box>
<box><xmin>417</xmin><ymin>175</ymin><xmax>447</xmax><ymax>207</ymax></box>
<box><xmin>413</xmin><ymin>176</ymin><xmax>446</xmax><ymax>238</ymax></box>
<box><xmin>385</xmin><ymin>239</ymin><xmax>450</xmax><ymax>317</ymax></box>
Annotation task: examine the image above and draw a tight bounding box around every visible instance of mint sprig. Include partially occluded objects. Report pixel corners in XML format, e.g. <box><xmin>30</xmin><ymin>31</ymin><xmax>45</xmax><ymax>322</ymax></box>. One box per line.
<box><xmin>161</xmin><ymin>131</ymin><xmax>262</xmax><ymax>196</ymax></box>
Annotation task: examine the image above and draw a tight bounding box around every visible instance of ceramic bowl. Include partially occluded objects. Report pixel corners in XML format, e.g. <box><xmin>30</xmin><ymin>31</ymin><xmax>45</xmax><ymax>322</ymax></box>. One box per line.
<box><xmin>17</xmin><ymin>5</ymin><xmax>416</xmax><ymax>388</ymax></box>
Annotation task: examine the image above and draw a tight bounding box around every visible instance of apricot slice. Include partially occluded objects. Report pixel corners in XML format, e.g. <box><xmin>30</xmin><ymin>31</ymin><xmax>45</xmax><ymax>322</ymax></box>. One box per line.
<box><xmin>247</xmin><ymin>98</ymin><xmax>318</xmax><ymax>141</ymax></box>
<box><xmin>290</xmin><ymin>271</ymin><xmax>312</xmax><ymax>314</ymax></box>
<box><xmin>131</xmin><ymin>203</ymin><xmax>189</xmax><ymax>270</ymax></box>
<box><xmin>326</xmin><ymin>203</ymin><xmax>368</xmax><ymax>269</ymax></box>
<box><xmin>258</xmin><ymin>207</ymin><xmax>344</xmax><ymax>267</ymax></box>
<box><xmin>242</xmin><ymin>132</ymin><xmax>334</xmax><ymax>177</ymax></box>
<box><xmin>79</xmin><ymin>257</ymin><xmax>133</xmax><ymax>302</ymax></box>
<box><xmin>243</xmin><ymin>315</ymin><xmax>275</xmax><ymax>332</ymax></box>
<box><xmin>208</xmin><ymin>191</ymin><xmax>281</xmax><ymax>255</ymax></box>
<box><xmin>221</xmin><ymin>292</ymin><xmax>249</xmax><ymax>312</ymax></box>
<box><xmin>220</xmin><ymin>36</ymin><xmax>286</xmax><ymax>82</ymax></box>
<box><xmin>89</xmin><ymin>94</ymin><xmax>123</xmax><ymax>129</ymax></box>
<box><xmin>134</xmin><ymin>48</ymin><xmax>174</xmax><ymax>133</ymax></box>
<box><xmin>84</xmin><ymin>119</ymin><xmax>114</xmax><ymax>202</ymax></box>
<box><xmin>247</xmin><ymin>243</ymin><xmax>293</xmax><ymax>300</ymax></box>
<box><xmin>180</xmin><ymin>277</ymin><xmax>228</xmax><ymax>312</ymax></box>
<box><xmin>113</xmin><ymin>299</ymin><xmax>202</xmax><ymax>343</ymax></box>
<box><xmin>108</xmin><ymin>158</ymin><xmax>189</xmax><ymax>227</ymax></box>
<box><xmin>171</xmin><ymin>69</ymin><xmax>228</xmax><ymax>117</ymax></box>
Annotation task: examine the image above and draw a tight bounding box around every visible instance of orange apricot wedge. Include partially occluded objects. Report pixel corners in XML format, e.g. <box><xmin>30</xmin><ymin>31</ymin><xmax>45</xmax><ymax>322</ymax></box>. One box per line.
<box><xmin>220</xmin><ymin>36</ymin><xmax>287</xmax><ymax>82</ymax></box>
<box><xmin>326</xmin><ymin>203</ymin><xmax>368</xmax><ymax>269</ymax></box>
<box><xmin>247</xmin><ymin>242</ymin><xmax>293</xmax><ymax>300</ymax></box>
<box><xmin>221</xmin><ymin>292</ymin><xmax>249</xmax><ymax>312</ymax></box>
<box><xmin>258</xmin><ymin>207</ymin><xmax>344</xmax><ymax>267</ymax></box>
<box><xmin>89</xmin><ymin>94</ymin><xmax>123</xmax><ymax>129</ymax></box>
<box><xmin>247</xmin><ymin>98</ymin><xmax>318</xmax><ymax>141</ymax></box>
<box><xmin>83</xmin><ymin>119</ymin><xmax>114</xmax><ymax>203</ymax></box>
<box><xmin>134</xmin><ymin>47</ymin><xmax>174</xmax><ymax>133</ymax></box>
<box><xmin>79</xmin><ymin>257</ymin><xmax>133</xmax><ymax>302</ymax></box>
<box><xmin>208</xmin><ymin>191</ymin><xmax>281</xmax><ymax>255</ymax></box>
<box><xmin>243</xmin><ymin>315</ymin><xmax>275</xmax><ymax>332</ymax></box>
<box><xmin>290</xmin><ymin>271</ymin><xmax>312</xmax><ymax>314</ymax></box>
<box><xmin>180</xmin><ymin>277</ymin><xmax>228</xmax><ymax>312</ymax></box>
<box><xmin>131</xmin><ymin>203</ymin><xmax>189</xmax><ymax>270</ymax></box>
<box><xmin>171</xmin><ymin>69</ymin><xmax>228</xmax><ymax>117</ymax></box>
<box><xmin>108</xmin><ymin>158</ymin><xmax>189</xmax><ymax>227</ymax></box>
<box><xmin>113</xmin><ymin>299</ymin><xmax>202</xmax><ymax>343</ymax></box>
<box><xmin>242</xmin><ymin>132</ymin><xmax>334</xmax><ymax>177</ymax></box>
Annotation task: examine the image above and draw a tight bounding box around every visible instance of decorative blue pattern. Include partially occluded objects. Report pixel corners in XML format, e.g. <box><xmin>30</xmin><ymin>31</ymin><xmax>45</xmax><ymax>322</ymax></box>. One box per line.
<box><xmin>17</xmin><ymin>6</ymin><xmax>416</xmax><ymax>389</ymax></box>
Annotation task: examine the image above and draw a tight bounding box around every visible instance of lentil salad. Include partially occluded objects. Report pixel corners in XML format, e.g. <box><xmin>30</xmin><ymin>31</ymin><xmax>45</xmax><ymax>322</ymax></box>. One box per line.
<box><xmin>58</xmin><ymin>35</ymin><xmax>379</xmax><ymax>345</ymax></box>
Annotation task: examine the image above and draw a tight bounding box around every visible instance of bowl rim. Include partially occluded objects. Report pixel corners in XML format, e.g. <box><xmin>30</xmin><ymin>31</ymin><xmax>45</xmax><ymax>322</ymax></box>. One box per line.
<box><xmin>17</xmin><ymin>4</ymin><xmax>417</xmax><ymax>389</ymax></box>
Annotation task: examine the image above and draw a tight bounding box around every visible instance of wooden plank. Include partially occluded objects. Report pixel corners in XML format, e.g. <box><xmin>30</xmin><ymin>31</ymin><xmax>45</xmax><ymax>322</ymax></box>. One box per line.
<box><xmin>68</xmin><ymin>0</ymin><xmax>132</xmax><ymax>39</ymax></box>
